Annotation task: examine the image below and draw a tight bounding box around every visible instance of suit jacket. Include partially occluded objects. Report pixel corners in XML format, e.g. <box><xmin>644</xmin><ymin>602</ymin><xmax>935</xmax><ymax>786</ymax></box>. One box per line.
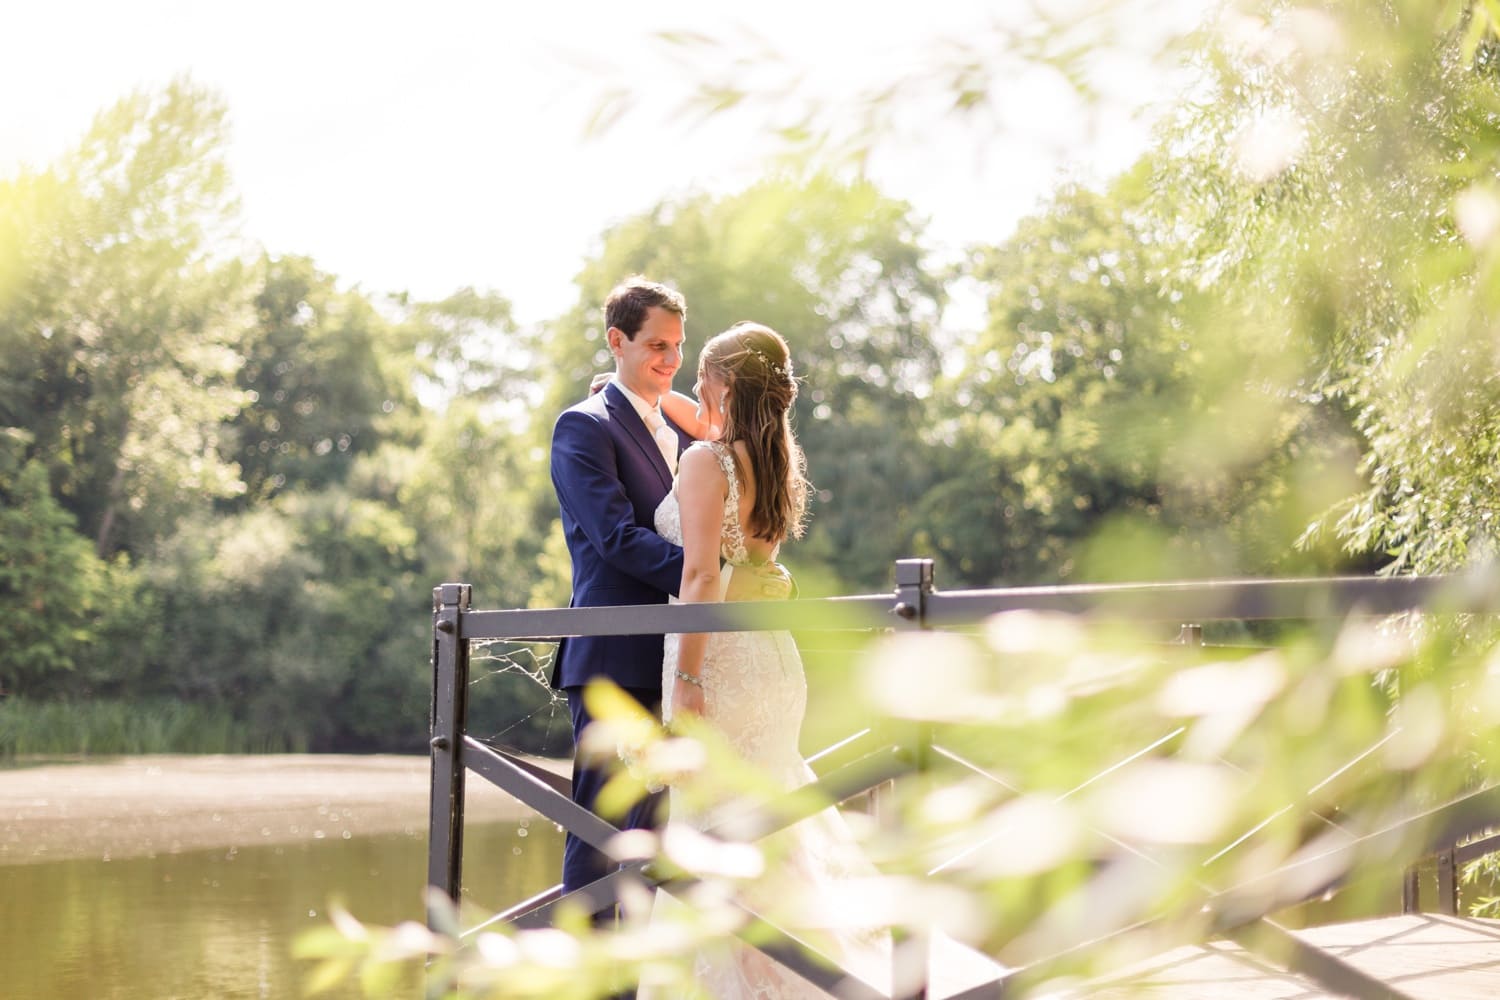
<box><xmin>549</xmin><ymin>381</ymin><xmax>690</xmax><ymax>690</ymax></box>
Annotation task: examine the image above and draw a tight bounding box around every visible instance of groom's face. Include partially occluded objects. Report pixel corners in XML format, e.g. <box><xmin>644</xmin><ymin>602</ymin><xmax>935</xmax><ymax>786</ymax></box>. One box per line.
<box><xmin>609</xmin><ymin>305</ymin><xmax>684</xmax><ymax>403</ymax></box>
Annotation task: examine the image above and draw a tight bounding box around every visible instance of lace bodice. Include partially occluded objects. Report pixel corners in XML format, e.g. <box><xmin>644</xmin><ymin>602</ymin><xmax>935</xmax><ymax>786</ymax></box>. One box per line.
<box><xmin>654</xmin><ymin>440</ymin><xmax>773</xmax><ymax>569</ymax></box>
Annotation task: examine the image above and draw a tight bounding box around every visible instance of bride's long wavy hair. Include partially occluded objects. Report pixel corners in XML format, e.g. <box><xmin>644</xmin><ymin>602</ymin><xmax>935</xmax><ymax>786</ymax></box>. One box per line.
<box><xmin>701</xmin><ymin>322</ymin><xmax>810</xmax><ymax>543</ymax></box>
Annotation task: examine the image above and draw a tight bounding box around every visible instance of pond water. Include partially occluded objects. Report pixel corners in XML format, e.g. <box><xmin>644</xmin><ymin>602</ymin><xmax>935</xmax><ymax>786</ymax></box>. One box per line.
<box><xmin>0</xmin><ymin>819</ymin><xmax>563</xmax><ymax>1000</ymax></box>
<box><xmin>1</xmin><ymin>762</ymin><xmax>1479</xmax><ymax>1000</ymax></box>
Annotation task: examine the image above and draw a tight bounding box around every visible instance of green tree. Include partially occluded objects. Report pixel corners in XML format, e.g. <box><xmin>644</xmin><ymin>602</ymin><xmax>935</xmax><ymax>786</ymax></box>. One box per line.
<box><xmin>231</xmin><ymin>255</ymin><xmax>403</xmax><ymax>501</ymax></box>
<box><xmin>397</xmin><ymin>398</ymin><xmax>552</xmax><ymax>609</ymax></box>
<box><xmin>0</xmin><ymin>78</ymin><xmax>250</xmax><ymax>559</ymax></box>
<box><xmin>1156</xmin><ymin>2</ymin><xmax>1500</xmax><ymax>573</ymax></box>
<box><xmin>142</xmin><ymin>483</ymin><xmax>430</xmax><ymax>752</ymax></box>
<box><xmin>919</xmin><ymin>171</ymin><xmax>1366</xmax><ymax>587</ymax></box>
<box><xmin>0</xmin><ymin>435</ymin><xmax>143</xmax><ymax>697</ymax></box>
<box><xmin>393</xmin><ymin>285</ymin><xmax>522</xmax><ymax>408</ymax></box>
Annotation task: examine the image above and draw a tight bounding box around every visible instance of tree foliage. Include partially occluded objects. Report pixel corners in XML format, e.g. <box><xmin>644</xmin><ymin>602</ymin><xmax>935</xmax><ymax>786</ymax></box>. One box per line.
<box><xmin>0</xmin><ymin>436</ymin><xmax>143</xmax><ymax>697</ymax></box>
<box><xmin>1157</xmin><ymin>1</ymin><xmax>1500</xmax><ymax>573</ymax></box>
<box><xmin>232</xmin><ymin>255</ymin><xmax>403</xmax><ymax>501</ymax></box>
<box><xmin>0</xmin><ymin>81</ymin><xmax>528</xmax><ymax>752</ymax></box>
<box><xmin>0</xmin><ymin>79</ymin><xmax>250</xmax><ymax>559</ymax></box>
<box><xmin>921</xmin><ymin>165</ymin><xmax>1369</xmax><ymax>587</ymax></box>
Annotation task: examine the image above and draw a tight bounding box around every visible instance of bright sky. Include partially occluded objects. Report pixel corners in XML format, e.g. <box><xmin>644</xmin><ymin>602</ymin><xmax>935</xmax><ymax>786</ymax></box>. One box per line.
<box><xmin>3</xmin><ymin>1</ymin><xmax>1204</xmax><ymax>325</ymax></box>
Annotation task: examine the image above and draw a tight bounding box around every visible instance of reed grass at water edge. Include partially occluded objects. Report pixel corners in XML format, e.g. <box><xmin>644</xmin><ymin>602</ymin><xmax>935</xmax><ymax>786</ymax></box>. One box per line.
<box><xmin>0</xmin><ymin>696</ymin><xmax>292</xmax><ymax>758</ymax></box>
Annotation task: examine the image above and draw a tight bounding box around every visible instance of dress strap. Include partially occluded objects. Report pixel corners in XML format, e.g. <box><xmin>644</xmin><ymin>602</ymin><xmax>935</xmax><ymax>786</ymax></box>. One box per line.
<box><xmin>690</xmin><ymin>441</ymin><xmax>749</xmax><ymax>564</ymax></box>
<box><xmin>685</xmin><ymin>440</ymin><xmax>739</xmax><ymax>493</ymax></box>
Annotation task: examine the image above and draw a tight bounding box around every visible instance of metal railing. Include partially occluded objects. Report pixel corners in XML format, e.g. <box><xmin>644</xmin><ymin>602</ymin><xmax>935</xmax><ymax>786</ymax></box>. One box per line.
<box><xmin>428</xmin><ymin>560</ymin><xmax>1500</xmax><ymax>999</ymax></box>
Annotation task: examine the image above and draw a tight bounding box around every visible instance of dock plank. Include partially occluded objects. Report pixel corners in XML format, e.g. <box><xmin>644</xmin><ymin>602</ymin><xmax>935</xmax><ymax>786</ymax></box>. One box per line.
<box><xmin>1087</xmin><ymin>915</ymin><xmax>1500</xmax><ymax>998</ymax></box>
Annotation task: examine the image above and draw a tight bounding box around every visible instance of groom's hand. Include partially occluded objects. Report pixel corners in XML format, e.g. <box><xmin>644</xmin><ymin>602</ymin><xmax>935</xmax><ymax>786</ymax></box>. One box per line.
<box><xmin>723</xmin><ymin>561</ymin><xmax>795</xmax><ymax>602</ymax></box>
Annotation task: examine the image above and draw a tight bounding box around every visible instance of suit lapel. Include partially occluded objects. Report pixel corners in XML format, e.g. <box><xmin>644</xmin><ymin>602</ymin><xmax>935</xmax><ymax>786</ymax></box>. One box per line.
<box><xmin>605</xmin><ymin>382</ymin><xmax>673</xmax><ymax>489</ymax></box>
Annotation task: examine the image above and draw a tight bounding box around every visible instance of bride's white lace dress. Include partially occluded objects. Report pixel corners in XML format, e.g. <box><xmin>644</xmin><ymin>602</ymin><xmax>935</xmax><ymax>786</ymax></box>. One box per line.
<box><xmin>642</xmin><ymin>441</ymin><xmax>889</xmax><ymax>999</ymax></box>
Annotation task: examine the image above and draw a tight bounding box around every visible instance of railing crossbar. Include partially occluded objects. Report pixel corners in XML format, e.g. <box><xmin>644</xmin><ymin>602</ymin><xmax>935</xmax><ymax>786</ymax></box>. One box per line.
<box><xmin>1226</xmin><ymin>920</ymin><xmax>1419</xmax><ymax>1000</ymax></box>
<box><xmin>466</xmin><ymin>884</ymin><xmax>564</xmax><ymax>938</ymax></box>
<box><xmin>460</xmin><ymin>595</ymin><xmax>892</xmax><ymax>642</ymax></box>
<box><xmin>707</xmin><ymin>745</ymin><xmax>914</xmax><ymax>844</ymax></box>
<box><xmin>806</xmin><ymin>726</ymin><xmax>878</xmax><ymax>770</ymax></box>
<box><xmin>645</xmin><ymin>883</ymin><xmax>894</xmax><ymax>1000</ymax></box>
<box><xmin>926</xmin><ymin>732</ymin><xmax>1185</xmax><ymax>877</ymax></box>
<box><xmin>1455</xmin><ymin>830</ymin><xmax>1500</xmax><ymax>867</ymax></box>
<box><xmin>1180</xmin><ymin>783</ymin><xmax>1500</xmax><ymax>938</ymax></box>
<box><xmin>925</xmin><ymin>573</ymin><xmax>1467</xmax><ymax>624</ymax></box>
<box><xmin>471</xmin><ymin>739</ymin><xmax>914</xmax><ymax>929</ymax></box>
<box><xmin>1204</xmin><ymin>732</ymin><xmax>1398</xmax><ymax>869</ymax></box>
<box><xmin>456</xmin><ymin>573</ymin><xmax>1484</xmax><ymax>645</ymax></box>
<box><xmin>462</xmin><ymin>736</ymin><xmax>621</xmax><ymax>854</ymax></box>
<box><xmin>507</xmin><ymin>863</ymin><xmax>650</xmax><ymax>931</ymax></box>
<box><xmin>483</xmin><ymin>744</ymin><xmax>571</xmax><ymax>798</ymax></box>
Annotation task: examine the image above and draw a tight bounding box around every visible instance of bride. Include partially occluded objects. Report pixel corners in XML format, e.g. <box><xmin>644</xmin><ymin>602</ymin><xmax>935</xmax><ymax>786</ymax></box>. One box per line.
<box><xmin>642</xmin><ymin>321</ymin><xmax>889</xmax><ymax>999</ymax></box>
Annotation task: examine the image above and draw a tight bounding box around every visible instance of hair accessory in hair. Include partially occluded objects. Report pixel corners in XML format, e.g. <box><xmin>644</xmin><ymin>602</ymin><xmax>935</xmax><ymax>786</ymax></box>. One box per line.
<box><xmin>746</xmin><ymin>346</ymin><xmax>792</xmax><ymax>379</ymax></box>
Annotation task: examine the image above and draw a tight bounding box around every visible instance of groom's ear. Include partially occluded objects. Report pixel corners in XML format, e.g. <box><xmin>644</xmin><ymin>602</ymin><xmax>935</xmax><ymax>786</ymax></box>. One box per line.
<box><xmin>605</xmin><ymin>326</ymin><xmax>624</xmax><ymax>356</ymax></box>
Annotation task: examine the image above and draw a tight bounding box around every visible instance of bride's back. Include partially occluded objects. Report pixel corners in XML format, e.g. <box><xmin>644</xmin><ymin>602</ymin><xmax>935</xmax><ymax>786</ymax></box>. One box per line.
<box><xmin>724</xmin><ymin>439</ymin><xmax>782</xmax><ymax>565</ymax></box>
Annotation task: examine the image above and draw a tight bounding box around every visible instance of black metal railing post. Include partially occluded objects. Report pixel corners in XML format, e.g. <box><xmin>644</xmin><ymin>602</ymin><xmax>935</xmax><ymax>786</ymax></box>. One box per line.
<box><xmin>892</xmin><ymin>558</ymin><xmax>934</xmax><ymax>632</ymax></box>
<box><xmin>1437</xmin><ymin>848</ymin><xmax>1458</xmax><ymax>915</ymax></box>
<box><xmin>892</xmin><ymin>558</ymin><xmax>936</xmax><ymax>771</ymax></box>
<box><xmin>891</xmin><ymin>558</ymin><xmax>935</xmax><ymax>1000</ymax></box>
<box><xmin>428</xmin><ymin>582</ymin><xmax>472</xmax><ymax>921</ymax></box>
<box><xmin>1402</xmin><ymin>867</ymin><xmax>1420</xmax><ymax>913</ymax></box>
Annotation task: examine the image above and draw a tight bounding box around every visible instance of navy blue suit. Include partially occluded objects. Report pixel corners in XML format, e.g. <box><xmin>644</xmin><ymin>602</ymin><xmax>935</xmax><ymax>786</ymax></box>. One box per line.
<box><xmin>549</xmin><ymin>381</ymin><xmax>689</xmax><ymax>896</ymax></box>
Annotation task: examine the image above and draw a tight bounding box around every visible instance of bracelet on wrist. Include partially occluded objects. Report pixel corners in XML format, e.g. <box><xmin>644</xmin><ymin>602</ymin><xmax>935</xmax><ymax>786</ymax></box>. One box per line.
<box><xmin>675</xmin><ymin>669</ymin><xmax>703</xmax><ymax>687</ymax></box>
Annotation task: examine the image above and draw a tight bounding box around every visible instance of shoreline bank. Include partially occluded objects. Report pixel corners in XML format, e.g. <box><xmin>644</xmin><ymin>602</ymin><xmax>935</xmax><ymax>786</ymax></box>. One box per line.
<box><xmin>0</xmin><ymin>753</ymin><xmax>549</xmax><ymax>865</ymax></box>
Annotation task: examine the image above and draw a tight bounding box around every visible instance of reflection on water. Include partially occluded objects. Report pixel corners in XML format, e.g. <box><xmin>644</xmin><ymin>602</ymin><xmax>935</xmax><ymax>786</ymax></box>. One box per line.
<box><xmin>0</xmin><ymin>819</ymin><xmax>563</xmax><ymax>1000</ymax></box>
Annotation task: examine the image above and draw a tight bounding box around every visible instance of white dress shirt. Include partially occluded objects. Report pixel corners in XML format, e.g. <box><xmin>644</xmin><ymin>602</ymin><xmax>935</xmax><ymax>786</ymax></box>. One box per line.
<box><xmin>616</xmin><ymin>381</ymin><xmax>678</xmax><ymax>475</ymax></box>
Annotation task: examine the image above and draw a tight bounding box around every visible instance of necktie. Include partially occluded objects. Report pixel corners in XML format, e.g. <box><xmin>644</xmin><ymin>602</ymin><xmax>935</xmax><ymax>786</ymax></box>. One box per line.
<box><xmin>646</xmin><ymin>407</ymin><xmax>678</xmax><ymax>475</ymax></box>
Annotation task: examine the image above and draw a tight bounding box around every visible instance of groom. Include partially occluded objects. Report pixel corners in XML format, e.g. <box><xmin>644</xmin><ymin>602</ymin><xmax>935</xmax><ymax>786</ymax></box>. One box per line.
<box><xmin>549</xmin><ymin>276</ymin><xmax>693</xmax><ymax>900</ymax></box>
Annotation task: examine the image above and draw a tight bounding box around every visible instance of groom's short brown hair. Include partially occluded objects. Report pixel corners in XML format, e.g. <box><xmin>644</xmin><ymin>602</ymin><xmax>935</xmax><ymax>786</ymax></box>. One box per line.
<box><xmin>604</xmin><ymin>277</ymin><xmax>686</xmax><ymax>340</ymax></box>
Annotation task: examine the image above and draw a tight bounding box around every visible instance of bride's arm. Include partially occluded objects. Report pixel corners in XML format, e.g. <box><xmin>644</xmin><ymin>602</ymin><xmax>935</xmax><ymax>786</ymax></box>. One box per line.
<box><xmin>671</xmin><ymin>446</ymin><xmax>728</xmax><ymax>716</ymax></box>
<box><xmin>590</xmin><ymin>374</ymin><xmax>718</xmax><ymax>440</ymax></box>
<box><xmin>660</xmin><ymin>390</ymin><xmax>720</xmax><ymax>441</ymax></box>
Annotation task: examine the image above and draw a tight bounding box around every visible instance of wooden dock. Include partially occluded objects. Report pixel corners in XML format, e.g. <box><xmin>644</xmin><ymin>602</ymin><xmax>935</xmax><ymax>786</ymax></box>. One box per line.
<box><xmin>1087</xmin><ymin>914</ymin><xmax>1500</xmax><ymax>998</ymax></box>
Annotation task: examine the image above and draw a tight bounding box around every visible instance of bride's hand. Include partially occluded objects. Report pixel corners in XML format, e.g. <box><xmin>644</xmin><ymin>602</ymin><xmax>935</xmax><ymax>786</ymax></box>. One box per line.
<box><xmin>723</xmin><ymin>561</ymin><xmax>795</xmax><ymax>602</ymax></box>
<box><xmin>672</xmin><ymin>675</ymin><xmax>705</xmax><ymax>718</ymax></box>
<box><xmin>587</xmin><ymin>372</ymin><xmax>612</xmax><ymax>396</ymax></box>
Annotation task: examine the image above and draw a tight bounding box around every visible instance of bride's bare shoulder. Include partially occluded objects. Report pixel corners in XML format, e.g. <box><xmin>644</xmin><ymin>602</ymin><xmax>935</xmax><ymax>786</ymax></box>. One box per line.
<box><xmin>678</xmin><ymin>442</ymin><xmax>728</xmax><ymax>478</ymax></box>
